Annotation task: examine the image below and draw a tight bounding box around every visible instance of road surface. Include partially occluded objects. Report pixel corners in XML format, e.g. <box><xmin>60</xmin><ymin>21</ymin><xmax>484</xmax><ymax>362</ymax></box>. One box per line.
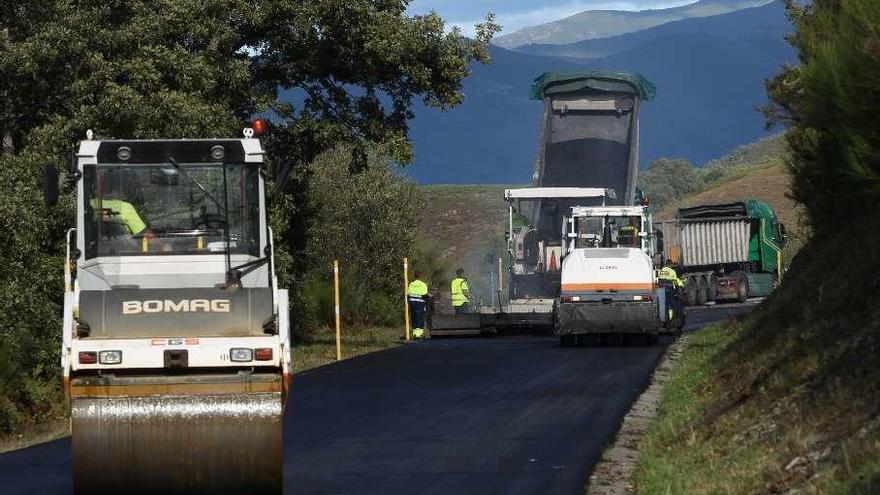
<box><xmin>0</xmin><ymin>303</ymin><xmax>754</xmax><ymax>494</ymax></box>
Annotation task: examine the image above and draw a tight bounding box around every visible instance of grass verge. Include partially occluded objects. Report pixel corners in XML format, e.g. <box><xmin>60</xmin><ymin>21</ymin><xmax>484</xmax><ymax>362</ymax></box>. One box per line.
<box><xmin>293</xmin><ymin>325</ymin><xmax>404</xmax><ymax>373</ymax></box>
<box><xmin>636</xmin><ymin>220</ymin><xmax>880</xmax><ymax>494</ymax></box>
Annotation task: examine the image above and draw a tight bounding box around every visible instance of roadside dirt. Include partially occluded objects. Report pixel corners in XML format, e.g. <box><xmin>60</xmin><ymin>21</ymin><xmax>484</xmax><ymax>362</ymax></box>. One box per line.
<box><xmin>0</xmin><ymin>419</ymin><xmax>69</xmax><ymax>454</ymax></box>
<box><xmin>585</xmin><ymin>335</ymin><xmax>689</xmax><ymax>495</ymax></box>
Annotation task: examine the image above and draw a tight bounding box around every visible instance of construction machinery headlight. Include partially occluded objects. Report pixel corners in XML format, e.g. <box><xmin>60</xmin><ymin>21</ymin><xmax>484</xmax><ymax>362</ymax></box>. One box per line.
<box><xmin>230</xmin><ymin>348</ymin><xmax>253</xmax><ymax>362</ymax></box>
<box><xmin>560</xmin><ymin>296</ymin><xmax>581</xmax><ymax>303</ymax></box>
<box><xmin>633</xmin><ymin>295</ymin><xmax>653</xmax><ymax>302</ymax></box>
<box><xmin>99</xmin><ymin>350</ymin><xmax>123</xmax><ymax>365</ymax></box>
<box><xmin>210</xmin><ymin>145</ymin><xmax>226</xmax><ymax>161</ymax></box>
<box><xmin>116</xmin><ymin>146</ymin><xmax>132</xmax><ymax>161</ymax></box>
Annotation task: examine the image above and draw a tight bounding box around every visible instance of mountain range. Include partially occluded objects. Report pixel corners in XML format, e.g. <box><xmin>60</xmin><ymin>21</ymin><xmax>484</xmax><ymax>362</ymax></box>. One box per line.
<box><xmin>493</xmin><ymin>0</ymin><xmax>773</xmax><ymax>49</ymax></box>
<box><xmin>404</xmin><ymin>0</ymin><xmax>795</xmax><ymax>184</ymax></box>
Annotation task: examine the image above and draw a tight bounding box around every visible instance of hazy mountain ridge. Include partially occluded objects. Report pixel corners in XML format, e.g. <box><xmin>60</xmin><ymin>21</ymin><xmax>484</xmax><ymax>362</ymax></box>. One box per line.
<box><xmin>406</xmin><ymin>1</ymin><xmax>795</xmax><ymax>184</ymax></box>
<box><xmin>494</xmin><ymin>0</ymin><xmax>772</xmax><ymax>49</ymax></box>
<box><xmin>518</xmin><ymin>0</ymin><xmax>792</xmax><ymax>60</ymax></box>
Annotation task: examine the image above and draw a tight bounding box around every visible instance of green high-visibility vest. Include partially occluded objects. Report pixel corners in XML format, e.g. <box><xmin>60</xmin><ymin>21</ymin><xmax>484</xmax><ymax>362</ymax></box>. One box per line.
<box><xmin>658</xmin><ymin>266</ymin><xmax>684</xmax><ymax>288</ymax></box>
<box><xmin>408</xmin><ymin>279</ymin><xmax>428</xmax><ymax>297</ymax></box>
<box><xmin>90</xmin><ymin>198</ymin><xmax>147</xmax><ymax>234</ymax></box>
<box><xmin>451</xmin><ymin>277</ymin><xmax>469</xmax><ymax>307</ymax></box>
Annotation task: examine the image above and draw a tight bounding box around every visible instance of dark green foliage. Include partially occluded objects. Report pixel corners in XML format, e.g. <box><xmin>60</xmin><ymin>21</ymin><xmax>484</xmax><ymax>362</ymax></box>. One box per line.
<box><xmin>0</xmin><ymin>1</ymin><xmax>497</xmax><ymax>433</ymax></box>
<box><xmin>638</xmin><ymin>158</ymin><xmax>703</xmax><ymax>208</ymax></box>
<box><xmin>284</xmin><ymin>145</ymin><xmax>424</xmax><ymax>330</ymax></box>
<box><xmin>765</xmin><ymin>0</ymin><xmax>880</xmax><ymax>234</ymax></box>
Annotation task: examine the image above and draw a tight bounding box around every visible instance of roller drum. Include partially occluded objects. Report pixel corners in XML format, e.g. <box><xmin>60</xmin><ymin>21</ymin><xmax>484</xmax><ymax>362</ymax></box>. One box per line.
<box><xmin>71</xmin><ymin>393</ymin><xmax>282</xmax><ymax>494</ymax></box>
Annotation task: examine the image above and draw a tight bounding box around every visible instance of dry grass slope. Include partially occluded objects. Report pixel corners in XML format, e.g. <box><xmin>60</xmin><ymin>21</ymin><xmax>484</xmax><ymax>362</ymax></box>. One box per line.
<box><xmin>637</xmin><ymin>215</ymin><xmax>880</xmax><ymax>494</ymax></box>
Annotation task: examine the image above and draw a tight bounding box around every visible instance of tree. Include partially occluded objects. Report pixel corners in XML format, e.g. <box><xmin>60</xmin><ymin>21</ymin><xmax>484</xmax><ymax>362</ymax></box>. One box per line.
<box><xmin>765</xmin><ymin>0</ymin><xmax>880</xmax><ymax>234</ymax></box>
<box><xmin>638</xmin><ymin>158</ymin><xmax>703</xmax><ymax>209</ymax></box>
<box><xmin>0</xmin><ymin>0</ymin><xmax>499</xmax><ymax>431</ymax></box>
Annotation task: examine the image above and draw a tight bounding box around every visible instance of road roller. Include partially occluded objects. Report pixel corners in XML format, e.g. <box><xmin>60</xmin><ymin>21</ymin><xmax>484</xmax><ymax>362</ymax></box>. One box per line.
<box><xmin>49</xmin><ymin>130</ymin><xmax>292</xmax><ymax>494</ymax></box>
<box><xmin>554</xmin><ymin>201</ymin><xmax>682</xmax><ymax>346</ymax></box>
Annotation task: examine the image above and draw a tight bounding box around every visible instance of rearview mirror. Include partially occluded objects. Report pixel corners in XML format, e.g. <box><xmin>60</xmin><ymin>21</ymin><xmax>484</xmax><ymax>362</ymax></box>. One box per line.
<box><xmin>43</xmin><ymin>164</ymin><xmax>59</xmax><ymax>207</ymax></box>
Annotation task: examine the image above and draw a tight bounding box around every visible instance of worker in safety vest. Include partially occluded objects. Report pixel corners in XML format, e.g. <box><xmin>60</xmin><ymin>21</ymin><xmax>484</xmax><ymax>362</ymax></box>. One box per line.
<box><xmin>657</xmin><ymin>260</ymin><xmax>684</xmax><ymax>288</ymax></box>
<box><xmin>90</xmin><ymin>178</ymin><xmax>148</xmax><ymax>235</ymax></box>
<box><xmin>450</xmin><ymin>268</ymin><xmax>471</xmax><ymax>315</ymax></box>
<box><xmin>408</xmin><ymin>270</ymin><xmax>429</xmax><ymax>339</ymax></box>
<box><xmin>658</xmin><ymin>259</ymin><xmax>685</xmax><ymax>333</ymax></box>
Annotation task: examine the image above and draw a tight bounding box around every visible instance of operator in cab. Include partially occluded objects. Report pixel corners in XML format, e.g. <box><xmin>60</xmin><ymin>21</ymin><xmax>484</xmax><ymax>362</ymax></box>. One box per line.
<box><xmin>617</xmin><ymin>218</ymin><xmax>640</xmax><ymax>247</ymax></box>
<box><xmin>90</xmin><ymin>178</ymin><xmax>148</xmax><ymax>236</ymax></box>
<box><xmin>408</xmin><ymin>270</ymin><xmax>430</xmax><ymax>339</ymax></box>
<box><xmin>451</xmin><ymin>268</ymin><xmax>471</xmax><ymax>315</ymax></box>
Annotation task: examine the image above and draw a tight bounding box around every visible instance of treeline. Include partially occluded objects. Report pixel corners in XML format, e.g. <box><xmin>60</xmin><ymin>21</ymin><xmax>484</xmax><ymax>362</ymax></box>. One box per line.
<box><xmin>0</xmin><ymin>2</ymin><xmax>498</xmax><ymax>433</ymax></box>
<box><xmin>637</xmin><ymin>135</ymin><xmax>787</xmax><ymax>210</ymax></box>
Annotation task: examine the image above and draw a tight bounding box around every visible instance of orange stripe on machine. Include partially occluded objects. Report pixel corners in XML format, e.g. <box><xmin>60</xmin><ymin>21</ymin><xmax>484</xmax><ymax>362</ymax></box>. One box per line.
<box><xmin>561</xmin><ymin>283</ymin><xmax>654</xmax><ymax>292</ymax></box>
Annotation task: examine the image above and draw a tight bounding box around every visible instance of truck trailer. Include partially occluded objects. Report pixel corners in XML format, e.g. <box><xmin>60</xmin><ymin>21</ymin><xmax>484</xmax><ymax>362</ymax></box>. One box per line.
<box><xmin>45</xmin><ymin>131</ymin><xmax>291</xmax><ymax>494</ymax></box>
<box><xmin>653</xmin><ymin>200</ymin><xmax>787</xmax><ymax>305</ymax></box>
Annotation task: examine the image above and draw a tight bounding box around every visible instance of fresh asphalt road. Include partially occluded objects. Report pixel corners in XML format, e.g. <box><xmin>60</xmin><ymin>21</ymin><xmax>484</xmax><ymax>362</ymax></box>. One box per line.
<box><xmin>0</xmin><ymin>303</ymin><xmax>754</xmax><ymax>494</ymax></box>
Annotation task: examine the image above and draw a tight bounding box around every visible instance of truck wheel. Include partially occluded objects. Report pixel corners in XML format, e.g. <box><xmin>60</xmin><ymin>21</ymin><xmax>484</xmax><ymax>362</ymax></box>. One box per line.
<box><xmin>696</xmin><ymin>277</ymin><xmax>709</xmax><ymax>306</ymax></box>
<box><xmin>707</xmin><ymin>275</ymin><xmax>718</xmax><ymax>302</ymax></box>
<box><xmin>733</xmin><ymin>272</ymin><xmax>749</xmax><ymax>303</ymax></box>
<box><xmin>685</xmin><ymin>277</ymin><xmax>698</xmax><ymax>306</ymax></box>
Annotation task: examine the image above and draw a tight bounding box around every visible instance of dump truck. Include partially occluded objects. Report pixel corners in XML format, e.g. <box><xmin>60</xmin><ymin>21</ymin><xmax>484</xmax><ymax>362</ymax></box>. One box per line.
<box><xmin>653</xmin><ymin>200</ymin><xmax>787</xmax><ymax>305</ymax></box>
<box><xmin>555</xmin><ymin>200</ymin><xmax>683</xmax><ymax>347</ymax></box>
<box><xmin>515</xmin><ymin>71</ymin><xmax>656</xmax><ymax>299</ymax></box>
<box><xmin>45</xmin><ymin>131</ymin><xmax>291</xmax><ymax>494</ymax></box>
<box><xmin>432</xmin><ymin>70</ymin><xmax>657</xmax><ymax>337</ymax></box>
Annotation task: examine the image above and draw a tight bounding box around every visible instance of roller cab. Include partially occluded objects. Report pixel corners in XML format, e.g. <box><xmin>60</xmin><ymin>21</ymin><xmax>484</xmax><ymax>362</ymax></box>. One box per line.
<box><xmin>57</xmin><ymin>135</ymin><xmax>291</xmax><ymax>494</ymax></box>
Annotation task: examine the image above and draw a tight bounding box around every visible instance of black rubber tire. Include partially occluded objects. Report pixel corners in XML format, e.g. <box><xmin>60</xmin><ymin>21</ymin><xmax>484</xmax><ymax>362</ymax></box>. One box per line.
<box><xmin>707</xmin><ymin>275</ymin><xmax>718</xmax><ymax>302</ymax></box>
<box><xmin>733</xmin><ymin>271</ymin><xmax>749</xmax><ymax>303</ymax></box>
<box><xmin>684</xmin><ymin>277</ymin><xmax>698</xmax><ymax>306</ymax></box>
<box><xmin>696</xmin><ymin>276</ymin><xmax>709</xmax><ymax>306</ymax></box>
<box><xmin>560</xmin><ymin>335</ymin><xmax>577</xmax><ymax>348</ymax></box>
<box><xmin>577</xmin><ymin>334</ymin><xmax>600</xmax><ymax>347</ymax></box>
<box><xmin>648</xmin><ymin>333</ymin><xmax>659</xmax><ymax>346</ymax></box>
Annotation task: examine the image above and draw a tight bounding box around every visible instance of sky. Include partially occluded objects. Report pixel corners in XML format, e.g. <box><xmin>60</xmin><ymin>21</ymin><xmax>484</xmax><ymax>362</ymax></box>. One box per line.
<box><xmin>406</xmin><ymin>0</ymin><xmax>701</xmax><ymax>37</ymax></box>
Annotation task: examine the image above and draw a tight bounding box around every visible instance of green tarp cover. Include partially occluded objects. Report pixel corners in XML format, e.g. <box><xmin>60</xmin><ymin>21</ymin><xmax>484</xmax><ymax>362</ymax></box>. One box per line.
<box><xmin>530</xmin><ymin>70</ymin><xmax>657</xmax><ymax>101</ymax></box>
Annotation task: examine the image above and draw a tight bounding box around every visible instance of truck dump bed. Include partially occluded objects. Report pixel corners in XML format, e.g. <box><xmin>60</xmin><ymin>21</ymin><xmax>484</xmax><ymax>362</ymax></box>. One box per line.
<box><xmin>530</xmin><ymin>71</ymin><xmax>655</xmax><ymax>204</ymax></box>
<box><xmin>525</xmin><ymin>71</ymin><xmax>655</xmax><ymax>240</ymax></box>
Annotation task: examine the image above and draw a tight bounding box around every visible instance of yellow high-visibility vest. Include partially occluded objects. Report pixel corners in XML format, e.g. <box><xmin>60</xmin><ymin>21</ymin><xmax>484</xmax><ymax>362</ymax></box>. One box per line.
<box><xmin>408</xmin><ymin>279</ymin><xmax>428</xmax><ymax>298</ymax></box>
<box><xmin>90</xmin><ymin>198</ymin><xmax>147</xmax><ymax>234</ymax></box>
<box><xmin>658</xmin><ymin>266</ymin><xmax>684</xmax><ymax>288</ymax></box>
<box><xmin>451</xmin><ymin>277</ymin><xmax>469</xmax><ymax>307</ymax></box>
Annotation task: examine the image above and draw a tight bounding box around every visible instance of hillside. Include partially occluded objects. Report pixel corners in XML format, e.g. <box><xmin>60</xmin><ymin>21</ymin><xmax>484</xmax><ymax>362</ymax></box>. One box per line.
<box><xmin>636</xmin><ymin>199</ymin><xmax>880</xmax><ymax>495</ymax></box>
<box><xmin>406</xmin><ymin>2</ymin><xmax>795</xmax><ymax>183</ymax></box>
<box><xmin>418</xmin><ymin>185</ymin><xmax>513</xmax><ymax>303</ymax></box>
<box><xmin>518</xmin><ymin>0</ymin><xmax>791</xmax><ymax>61</ymax></box>
<box><xmin>494</xmin><ymin>0</ymin><xmax>770</xmax><ymax>49</ymax></box>
<box><xmin>651</xmin><ymin>136</ymin><xmax>799</xmax><ymax>227</ymax></box>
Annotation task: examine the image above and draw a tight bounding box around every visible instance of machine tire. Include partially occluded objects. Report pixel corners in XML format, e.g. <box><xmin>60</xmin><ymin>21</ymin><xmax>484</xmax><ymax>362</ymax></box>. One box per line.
<box><xmin>684</xmin><ymin>277</ymin><xmax>698</xmax><ymax>306</ymax></box>
<box><xmin>707</xmin><ymin>275</ymin><xmax>718</xmax><ymax>302</ymax></box>
<box><xmin>648</xmin><ymin>333</ymin><xmax>659</xmax><ymax>346</ymax></box>
<box><xmin>696</xmin><ymin>276</ymin><xmax>709</xmax><ymax>306</ymax></box>
<box><xmin>577</xmin><ymin>334</ymin><xmax>600</xmax><ymax>347</ymax></box>
<box><xmin>560</xmin><ymin>335</ymin><xmax>577</xmax><ymax>348</ymax></box>
<box><xmin>733</xmin><ymin>271</ymin><xmax>749</xmax><ymax>303</ymax></box>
